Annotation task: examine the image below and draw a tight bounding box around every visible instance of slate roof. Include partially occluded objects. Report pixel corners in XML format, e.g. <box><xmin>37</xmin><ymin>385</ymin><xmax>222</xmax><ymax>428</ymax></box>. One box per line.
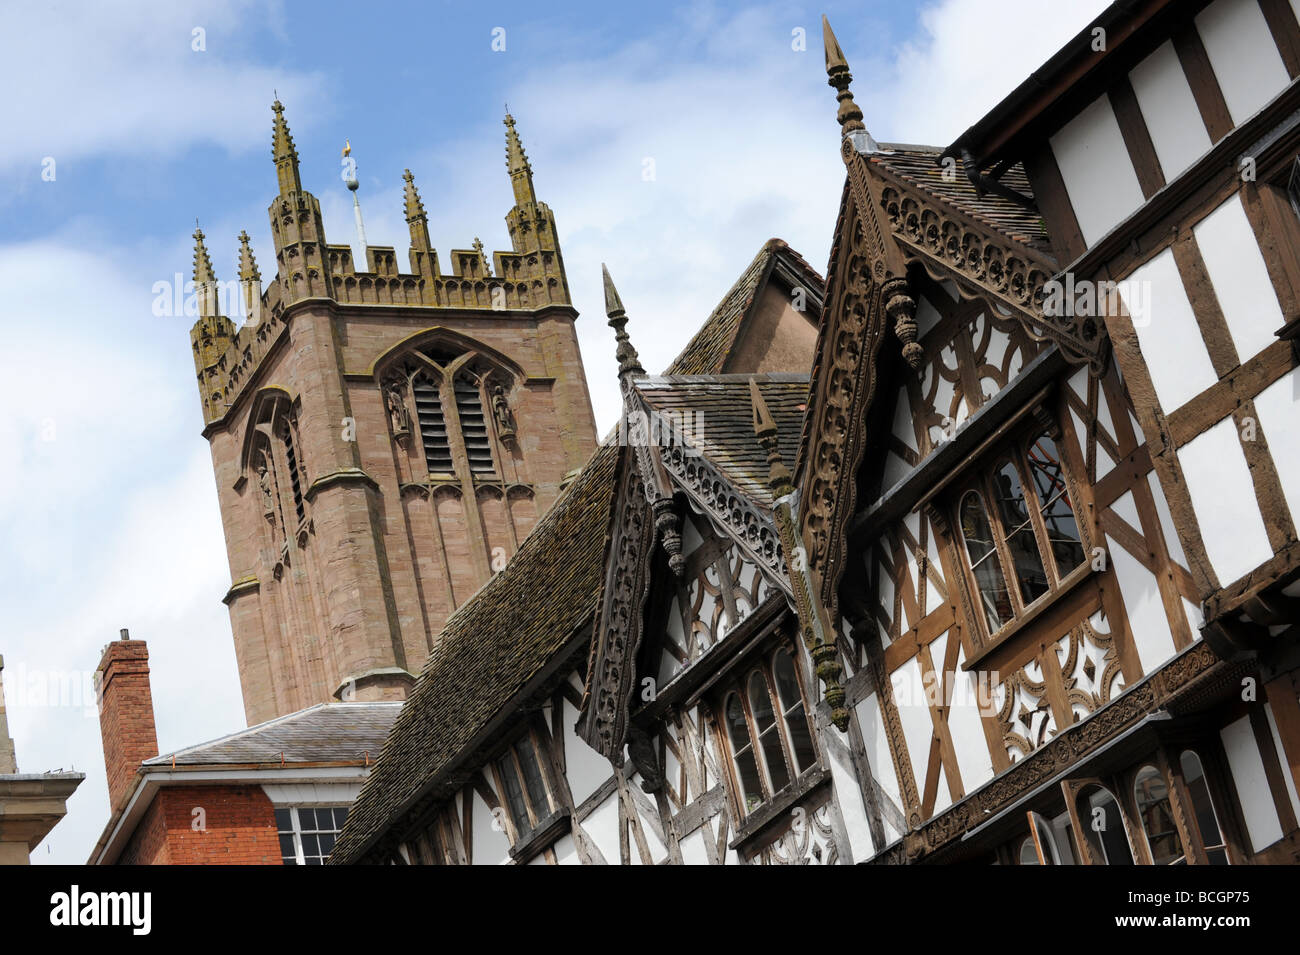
<box><xmin>869</xmin><ymin>145</ymin><xmax>1050</xmax><ymax>255</ymax></box>
<box><xmin>142</xmin><ymin>702</ymin><xmax>399</xmax><ymax>767</ymax></box>
<box><xmin>330</xmin><ymin>240</ymin><xmax>823</xmax><ymax>864</ymax></box>
<box><xmin>636</xmin><ymin>373</ymin><xmax>809</xmax><ymax>506</ymax></box>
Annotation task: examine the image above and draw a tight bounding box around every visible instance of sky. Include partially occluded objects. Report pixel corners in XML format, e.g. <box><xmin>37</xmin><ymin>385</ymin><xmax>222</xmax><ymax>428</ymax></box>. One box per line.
<box><xmin>0</xmin><ymin>0</ymin><xmax>1110</xmax><ymax>863</ymax></box>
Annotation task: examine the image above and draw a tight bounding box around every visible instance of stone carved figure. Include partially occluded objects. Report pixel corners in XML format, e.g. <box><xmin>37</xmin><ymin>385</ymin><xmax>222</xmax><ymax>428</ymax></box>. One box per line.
<box><xmin>491</xmin><ymin>382</ymin><xmax>515</xmax><ymax>442</ymax></box>
<box><xmin>386</xmin><ymin>385</ymin><xmax>411</xmax><ymax>435</ymax></box>
<box><xmin>256</xmin><ymin>453</ymin><xmax>276</xmax><ymax>519</ymax></box>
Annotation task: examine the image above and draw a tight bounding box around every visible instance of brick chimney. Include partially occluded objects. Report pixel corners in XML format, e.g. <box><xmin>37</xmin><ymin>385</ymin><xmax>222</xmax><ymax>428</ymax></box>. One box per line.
<box><xmin>95</xmin><ymin>630</ymin><xmax>158</xmax><ymax>813</ymax></box>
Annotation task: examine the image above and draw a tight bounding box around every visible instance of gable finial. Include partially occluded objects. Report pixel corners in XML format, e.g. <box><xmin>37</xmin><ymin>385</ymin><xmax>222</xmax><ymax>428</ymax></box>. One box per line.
<box><xmin>271</xmin><ymin>98</ymin><xmax>302</xmax><ymax>195</ymax></box>
<box><xmin>750</xmin><ymin>377</ymin><xmax>793</xmax><ymax>498</ymax></box>
<box><xmin>603</xmin><ymin>264</ymin><xmax>644</xmax><ymax>380</ymax></box>
<box><xmin>823</xmin><ymin>15</ymin><xmax>874</xmax><ymax>147</ymax></box>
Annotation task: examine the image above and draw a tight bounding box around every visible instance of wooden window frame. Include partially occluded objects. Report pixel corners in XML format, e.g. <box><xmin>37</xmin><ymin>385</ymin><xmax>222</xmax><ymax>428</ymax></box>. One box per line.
<box><xmin>1061</xmin><ymin>744</ymin><xmax>1241</xmax><ymax>866</ymax></box>
<box><xmin>489</xmin><ymin>725</ymin><xmax>556</xmax><ymax>845</ymax></box>
<box><xmin>948</xmin><ymin>412</ymin><xmax>1088</xmax><ymax>646</ymax></box>
<box><xmin>714</xmin><ymin>642</ymin><xmax>820</xmax><ymax>820</ymax></box>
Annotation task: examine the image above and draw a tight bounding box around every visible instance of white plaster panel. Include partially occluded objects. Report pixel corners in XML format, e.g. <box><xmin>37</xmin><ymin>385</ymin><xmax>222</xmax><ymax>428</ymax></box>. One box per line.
<box><xmin>470</xmin><ymin>788</ymin><xmax>512</xmax><ymax>865</ymax></box>
<box><xmin>1178</xmin><ymin>417</ymin><xmax>1274</xmax><ymax>585</ymax></box>
<box><xmin>1194</xmin><ymin>193</ymin><xmax>1285</xmax><ymax>363</ymax></box>
<box><xmin>1122</xmin><ymin>248</ymin><xmax>1220</xmax><ymax>411</ymax></box>
<box><xmin>947</xmin><ymin>642</ymin><xmax>995</xmax><ymax>796</ymax></box>
<box><xmin>1147</xmin><ymin>471</ymin><xmax>1188</xmax><ymax>568</ymax></box>
<box><xmin>678</xmin><ymin>827</ymin><xmax>709</xmax><ymax>865</ymax></box>
<box><xmin>552</xmin><ymin>834</ymin><xmax>579</xmax><ymax>865</ymax></box>
<box><xmin>891</xmin><ymin>657</ymin><xmax>933</xmax><ymax>797</ymax></box>
<box><xmin>1252</xmin><ymin>368</ymin><xmax>1300</xmax><ymax>526</ymax></box>
<box><xmin>1106</xmin><ymin>532</ymin><xmax>1177</xmax><ymax>675</ymax></box>
<box><xmin>892</xmin><ymin>384</ymin><xmax>918</xmax><ymax>452</ymax></box>
<box><xmin>823</xmin><ymin>722</ymin><xmax>874</xmax><ymax>862</ymax></box>
<box><xmin>1111</xmin><ymin>489</ymin><xmax>1142</xmax><ymax>532</ymax></box>
<box><xmin>563</xmin><ymin>699</ymin><xmax>613</xmax><ymax>806</ymax></box>
<box><xmin>854</xmin><ymin>691</ymin><xmax>903</xmax><ymax>844</ymax></box>
<box><xmin>1220</xmin><ymin>714</ymin><xmax>1284</xmax><ymax>851</ymax></box>
<box><xmin>1129</xmin><ymin>39</ymin><xmax>1212</xmax><ymax>180</ymax></box>
<box><xmin>1196</xmin><ymin>0</ymin><xmax>1290</xmax><ymax>125</ymax></box>
<box><xmin>1050</xmin><ymin>94</ymin><xmax>1147</xmax><ymax>245</ymax></box>
<box><xmin>582</xmin><ymin>792</ymin><xmax>622</xmax><ymax>864</ymax></box>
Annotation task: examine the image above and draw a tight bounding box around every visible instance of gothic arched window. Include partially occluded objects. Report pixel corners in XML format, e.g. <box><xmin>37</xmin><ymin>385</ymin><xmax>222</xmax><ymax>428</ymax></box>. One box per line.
<box><xmin>380</xmin><ymin>345</ymin><xmax>517</xmax><ymax>483</ymax></box>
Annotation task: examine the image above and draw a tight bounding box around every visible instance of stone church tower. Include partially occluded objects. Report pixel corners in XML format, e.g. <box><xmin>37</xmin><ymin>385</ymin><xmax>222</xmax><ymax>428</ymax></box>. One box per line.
<box><xmin>189</xmin><ymin>102</ymin><xmax>598</xmax><ymax>726</ymax></box>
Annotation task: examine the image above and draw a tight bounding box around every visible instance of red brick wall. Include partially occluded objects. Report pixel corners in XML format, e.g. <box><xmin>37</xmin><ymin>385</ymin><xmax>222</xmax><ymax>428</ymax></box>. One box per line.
<box><xmin>117</xmin><ymin>785</ymin><xmax>283</xmax><ymax>865</ymax></box>
<box><xmin>95</xmin><ymin>640</ymin><xmax>159</xmax><ymax>813</ymax></box>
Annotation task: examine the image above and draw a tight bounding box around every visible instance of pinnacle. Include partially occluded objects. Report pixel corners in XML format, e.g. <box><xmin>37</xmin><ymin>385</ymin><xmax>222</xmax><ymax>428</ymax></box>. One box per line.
<box><xmin>192</xmin><ymin>226</ymin><xmax>216</xmax><ymax>285</ymax></box>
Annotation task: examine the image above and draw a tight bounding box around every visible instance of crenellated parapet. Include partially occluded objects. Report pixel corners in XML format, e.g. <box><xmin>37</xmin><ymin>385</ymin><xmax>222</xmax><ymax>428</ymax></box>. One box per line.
<box><xmin>188</xmin><ymin>103</ymin><xmax>573</xmax><ymax>426</ymax></box>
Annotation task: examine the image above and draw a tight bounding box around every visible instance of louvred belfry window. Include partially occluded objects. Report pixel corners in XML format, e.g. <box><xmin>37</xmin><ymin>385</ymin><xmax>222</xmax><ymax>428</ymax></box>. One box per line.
<box><xmin>412</xmin><ymin>371</ymin><xmax>453</xmax><ymax>475</ymax></box>
<box><xmin>382</xmin><ymin>348</ymin><xmax>510</xmax><ymax>482</ymax></box>
<box><xmin>453</xmin><ymin>375</ymin><xmax>495</xmax><ymax>474</ymax></box>
<box><xmin>281</xmin><ymin>420</ymin><xmax>305</xmax><ymax>524</ymax></box>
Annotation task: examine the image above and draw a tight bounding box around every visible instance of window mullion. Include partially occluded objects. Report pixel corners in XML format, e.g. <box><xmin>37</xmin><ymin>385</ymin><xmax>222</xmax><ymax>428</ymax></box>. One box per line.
<box><xmin>739</xmin><ymin>680</ymin><xmax>771</xmax><ymax>798</ymax></box>
<box><xmin>1020</xmin><ymin>442</ymin><xmax>1064</xmax><ymax>587</ymax></box>
<box><xmin>983</xmin><ymin>472</ymin><xmax>1025</xmax><ymax>616</ymax></box>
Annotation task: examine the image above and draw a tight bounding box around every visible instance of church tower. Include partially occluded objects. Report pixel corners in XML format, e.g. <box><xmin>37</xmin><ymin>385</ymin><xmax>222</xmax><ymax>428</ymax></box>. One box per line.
<box><xmin>189</xmin><ymin>103</ymin><xmax>598</xmax><ymax>726</ymax></box>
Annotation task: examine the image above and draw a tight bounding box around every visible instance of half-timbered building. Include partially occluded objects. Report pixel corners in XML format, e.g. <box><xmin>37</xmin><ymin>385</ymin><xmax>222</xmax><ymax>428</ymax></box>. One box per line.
<box><xmin>332</xmin><ymin>0</ymin><xmax>1300</xmax><ymax>865</ymax></box>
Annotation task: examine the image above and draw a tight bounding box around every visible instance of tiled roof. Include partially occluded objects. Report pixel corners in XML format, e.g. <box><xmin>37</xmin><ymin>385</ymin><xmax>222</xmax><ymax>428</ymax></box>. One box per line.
<box><xmin>868</xmin><ymin>144</ymin><xmax>1051</xmax><ymax>254</ymax></box>
<box><xmin>667</xmin><ymin>239</ymin><xmax>823</xmax><ymax>376</ymax></box>
<box><xmin>331</xmin><ymin>241</ymin><xmax>818</xmax><ymax>864</ymax></box>
<box><xmin>142</xmin><ymin>703</ymin><xmax>399</xmax><ymax>767</ymax></box>
<box><xmin>635</xmin><ymin>374</ymin><xmax>809</xmax><ymax>506</ymax></box>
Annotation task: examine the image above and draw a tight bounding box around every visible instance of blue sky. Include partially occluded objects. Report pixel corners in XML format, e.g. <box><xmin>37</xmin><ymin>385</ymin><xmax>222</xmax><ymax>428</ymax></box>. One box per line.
<box><xmin>0</xmin><ymin>0</ymin><xmax>1109</xmax><ymax>863</ymax></box>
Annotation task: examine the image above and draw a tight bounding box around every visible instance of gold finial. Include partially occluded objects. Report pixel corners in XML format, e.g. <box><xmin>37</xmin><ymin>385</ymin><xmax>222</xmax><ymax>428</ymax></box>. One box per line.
<box><xmin>603</xmin><ymin>264</ymin><xmax>644</xmax><ymax>379</ymax></box>
<box><xmin>342</xmin><ymin>138</ymin><xmax>351</xmax><ymax>158</ymax></box>
<box><xmin>823</xmin><ymin>16</ymin><xmax>866</xmax><ymax>135</ymax></box>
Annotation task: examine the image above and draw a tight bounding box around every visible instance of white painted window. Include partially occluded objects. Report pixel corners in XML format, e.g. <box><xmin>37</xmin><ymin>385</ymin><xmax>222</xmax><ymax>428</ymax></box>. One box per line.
<box><xmin>275</xmin><ymin>805</ymin><xmax>349</xmax><ymax>865</ymax></box>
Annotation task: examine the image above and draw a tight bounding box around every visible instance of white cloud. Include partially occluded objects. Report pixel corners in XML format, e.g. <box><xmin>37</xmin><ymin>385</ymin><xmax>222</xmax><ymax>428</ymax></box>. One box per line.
<box><xmin>0</xmin><ymin>0</ymin><xmax>321</xmax><ymax>181</ymax></box>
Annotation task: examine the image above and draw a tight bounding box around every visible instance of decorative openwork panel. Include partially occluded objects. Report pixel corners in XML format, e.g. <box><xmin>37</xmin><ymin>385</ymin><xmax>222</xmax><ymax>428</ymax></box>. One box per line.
<box><xmin>881</xmin><ymin>286</ymin><xmax>1045</xmax><ymax>488</ymax></box>
<box><xmin>657</xmin><ymin>514</ymin><xmax>773</xmax><ymax>686</ymax></box>
<box><xmin>749</xmin><ymin>800</ymin><xmax>842</xmax><ymax>865</ymax></box>
<box><xmin>992</xmin><ymin>657</ymin><xmax>1059</xmax><ymax>762</ymax></box>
